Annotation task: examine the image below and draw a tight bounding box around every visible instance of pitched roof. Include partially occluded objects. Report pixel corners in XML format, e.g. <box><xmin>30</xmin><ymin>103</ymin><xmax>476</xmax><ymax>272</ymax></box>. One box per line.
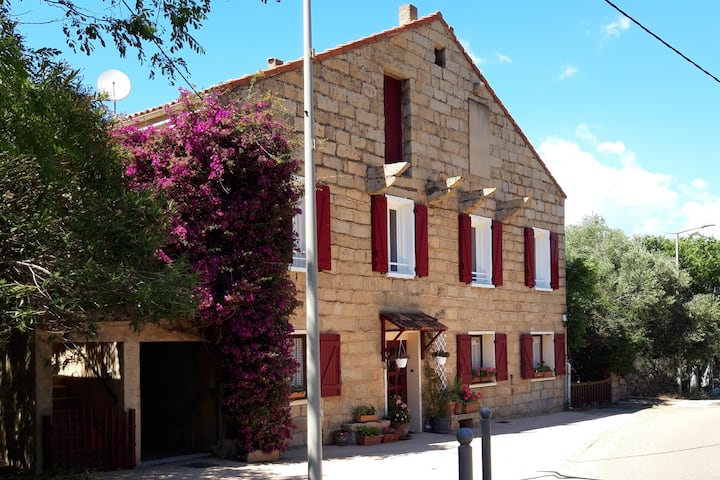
<box><xmin>128</xmin><ymin>11</ymin><xmax>565</xmax><ymax>198</ymax></box>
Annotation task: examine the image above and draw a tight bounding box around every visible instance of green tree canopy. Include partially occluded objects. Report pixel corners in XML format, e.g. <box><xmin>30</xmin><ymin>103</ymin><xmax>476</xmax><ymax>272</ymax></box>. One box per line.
<box><xmin>0</xmin><ymin>10</ymin><xmax>197</xmax><ymax>347</ymax></box>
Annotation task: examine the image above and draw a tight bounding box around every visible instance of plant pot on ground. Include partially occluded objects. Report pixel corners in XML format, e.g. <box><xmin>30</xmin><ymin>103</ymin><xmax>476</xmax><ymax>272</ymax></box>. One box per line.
<box><xmin>353</xmin><ymin>405</ymin><xmax>379</xmax><ymax>423</ymax></box>
<box><xmin>355</xmin><ymin>425</ymin><xmax>383</xmax><ymax>445</ymax></box>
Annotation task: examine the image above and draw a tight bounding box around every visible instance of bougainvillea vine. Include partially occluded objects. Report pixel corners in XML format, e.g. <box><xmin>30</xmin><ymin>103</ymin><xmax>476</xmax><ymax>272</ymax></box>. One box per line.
<box><xmin>114</xmin><ymin>90</ymin><xmax>301</xmax><ymax>454</ymax></box>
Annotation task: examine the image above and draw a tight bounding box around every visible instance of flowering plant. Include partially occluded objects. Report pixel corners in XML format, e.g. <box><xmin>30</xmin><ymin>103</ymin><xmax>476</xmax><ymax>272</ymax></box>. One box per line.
<box><xmin>473</xmin><ymin>367</ymin><xmax>496</xmax><ymax>378</ymax></box>
<box><xmin>459</xmin><ymin>384</ymin><xmax>482</xmax><ymax>404</ymax></box>
<box><xmin>388</xmin><ymin>394</ymin><xmax>411</xmax><ymax>425</ymax></box>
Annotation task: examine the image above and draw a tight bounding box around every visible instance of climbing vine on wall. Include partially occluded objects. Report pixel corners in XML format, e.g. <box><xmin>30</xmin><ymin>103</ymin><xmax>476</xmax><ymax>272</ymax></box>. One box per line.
<box><xmin>114</xmin><ymin>90</ymin><xmax>301</xmax><ymax>454</ymax></box>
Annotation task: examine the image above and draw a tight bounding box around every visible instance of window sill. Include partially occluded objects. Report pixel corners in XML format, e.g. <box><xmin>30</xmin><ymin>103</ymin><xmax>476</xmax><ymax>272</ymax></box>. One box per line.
<box><xmin>387</xmin><ymin>272</ymin><xmax>415</xmax><ymax>279</ymax></box>
<box><xmin>471</xmin><ymin>282</ymin><xmax>495</xmax><ymax>289</ymax></box>
<box><xmin>470</xmin><ymin>381</ymin><xmax>497</xmax><ymax>387</ymax></box>
<box><xmin>289</xmin><ymin>265</ymin><xmax>307</xmax><ymax>273</ymax></box>
<box><xmin>534</xmin><ymin>286</ymin><xmax>553</xmax><ymax>292</ymax></box>
<box><xmin>530</xmin><ymin>376</ymin><xmax>555</xmax><ymax>382</ymax></box>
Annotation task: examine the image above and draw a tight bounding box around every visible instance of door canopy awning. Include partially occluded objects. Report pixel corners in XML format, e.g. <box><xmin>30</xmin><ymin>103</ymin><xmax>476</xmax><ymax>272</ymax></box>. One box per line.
<box><xmin>380</xmin><ymin>312</ymin><xmax>448</xmax><ymax>361</ymax></box>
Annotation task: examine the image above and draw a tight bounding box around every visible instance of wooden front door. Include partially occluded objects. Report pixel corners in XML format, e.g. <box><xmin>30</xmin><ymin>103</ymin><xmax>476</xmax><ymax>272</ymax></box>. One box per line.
<box><xmin>386</xmin><ymin>340</ymin><xmax>408</xmax><ymax>402</ymax></box>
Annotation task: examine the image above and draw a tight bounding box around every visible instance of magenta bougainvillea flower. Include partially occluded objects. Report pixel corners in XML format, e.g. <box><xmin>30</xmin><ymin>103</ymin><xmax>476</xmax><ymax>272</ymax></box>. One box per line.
<box><xmin>115</xmin><ymin>90</ymin><xmax>301</xmax><ymax>454</ymax></box>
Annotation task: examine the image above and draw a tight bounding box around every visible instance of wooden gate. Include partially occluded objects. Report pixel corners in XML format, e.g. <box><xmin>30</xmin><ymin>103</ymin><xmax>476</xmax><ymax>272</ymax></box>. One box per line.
<box><xmin>571</xmin><ymin>378</ymin><xmax>612</xmax><ymax>408</ymax></box>
<box><xmin>43</xmin><ymin>407</ymin><xmax>136</xmax><ymax>472</ymax></box>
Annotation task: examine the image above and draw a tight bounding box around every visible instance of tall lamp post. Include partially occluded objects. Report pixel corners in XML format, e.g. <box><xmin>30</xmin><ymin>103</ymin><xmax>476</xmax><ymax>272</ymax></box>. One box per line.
<box><xmin>666</xmin><ymin>224</ymin><xmax>715</xmax><ymax>269</ymax></box>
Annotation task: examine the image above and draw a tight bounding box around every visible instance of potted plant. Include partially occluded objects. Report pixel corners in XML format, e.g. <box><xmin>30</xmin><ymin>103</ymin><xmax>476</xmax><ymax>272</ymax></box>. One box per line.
<box><xmin>289</xmin><ymin>384</ymin><xmax>306</xmax><ymax>400</ymax></box>
<box><xmin>382</xmin><ymin>426</ymin><xmax>400</xmax><ymax>443</ymax></box>
<box><xmin>395</xmin><ymin>342</ymin><xmax>408</xmax><ymax>369</ymax></box>
<box><xmin>459</xmin><ymin>384</ymin><xmax>482</xmax><ymax>413</ymax></box>
<box><xmin>433</xmin><ymin>349</ymin><xmax>450</xmax><ymax>366</ymax></box>
<box><xmin>472</xmin><ymin>367</ymin><xmax>496</xmax><ymax>383</ymax></box>
<box><xmin>353</xmin><ymin>405</ymin><xmax>379</xmax><ymax>423</ymax></box>
<box><xmin>387</xmin><ymin>394</ymin><xmax>412</xmax><ymax>437</ymax></box>
<box><xmin>534</xmin><ymin>361</ymin><xmax>553</xmax><ymax>378</ymax></box>
<box><xmin>355</xmin><ymin>425</ymin><xmax>383</xmax><ymax>445</ymax></box>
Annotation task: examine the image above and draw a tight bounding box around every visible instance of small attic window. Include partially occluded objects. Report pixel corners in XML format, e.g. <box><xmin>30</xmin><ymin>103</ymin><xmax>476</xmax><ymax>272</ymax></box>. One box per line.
<box><xmin>434</xmin><ymin>48</ymin><xmax>446</xmax><ymax>67</ymax></box>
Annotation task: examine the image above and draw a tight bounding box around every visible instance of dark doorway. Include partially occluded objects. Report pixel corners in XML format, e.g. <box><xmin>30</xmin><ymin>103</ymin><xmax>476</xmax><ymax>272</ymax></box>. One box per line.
<box><xmin>140</xmin><ymin>342</ymin><xmax>201</xmax><ymax>460</ymax></box>
<box><xmin>386</xmin><ymin>340</ymin><xmax>408</xmax><ymax>402</ymax></box>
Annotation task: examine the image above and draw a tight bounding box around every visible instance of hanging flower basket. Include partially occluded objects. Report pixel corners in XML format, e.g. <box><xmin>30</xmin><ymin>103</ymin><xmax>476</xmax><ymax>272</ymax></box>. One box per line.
<box><xmin>395</xmin><ymin>357</ymin><xmax>408</xmax><ymax>368</ymax></box>
<box><xmin>434</xmin><ymin>355</ymin><xmax>447</xmax><ymax>366</ymax></box>
<box><xmin>394</xmin><ymin>341</ymin><xmax>408</xmax><ymax>368</ymax></box>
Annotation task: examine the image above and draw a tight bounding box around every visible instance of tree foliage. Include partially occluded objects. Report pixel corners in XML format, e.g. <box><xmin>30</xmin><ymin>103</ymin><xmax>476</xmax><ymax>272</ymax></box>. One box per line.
<box><xmin>3</xmin><ymin>0</ymin><xmax>275</xmax><ymax>82</ymax></box>
<box><xmin>567</xmin><ymin>215</ymin><xmax>720</xmax><ymax>393</ymax></box>
<box><xmin>114</xmin><ymin>90</ymin><xmax>301</xmax><ymax>454</ymax></box>
<box><xmin>0</xmin><ymin>11</ymin><xmax>197</xmax><ymax>348</ymax></box>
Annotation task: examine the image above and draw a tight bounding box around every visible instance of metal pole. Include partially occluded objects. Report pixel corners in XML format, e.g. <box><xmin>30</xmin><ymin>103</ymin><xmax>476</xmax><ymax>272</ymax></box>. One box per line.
<box><xmin>303</xmin><ymin>1</ymin><xmax>321</xmax><ymax>479</ymax></box>
<box><xmin>675</xmin><ymin>232</ymin><xmax>679</xmax><ymax>269</ymax></box>
<box><xmin>480</xmin><ymin>407</ymin><xmax>492</xmax><ymax>480</ymax></box>
<box><xmin>457</xmin><ymin>428</ymin><xmax>473</xmax><ymax>480</ymax></box>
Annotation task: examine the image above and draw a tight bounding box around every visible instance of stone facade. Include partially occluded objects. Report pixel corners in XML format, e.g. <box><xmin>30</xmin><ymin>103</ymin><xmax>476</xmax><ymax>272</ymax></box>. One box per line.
<box><xmin>132</xmin><ymin>5</ymin><xmax>567</xmax><ymax>449</ymax></box>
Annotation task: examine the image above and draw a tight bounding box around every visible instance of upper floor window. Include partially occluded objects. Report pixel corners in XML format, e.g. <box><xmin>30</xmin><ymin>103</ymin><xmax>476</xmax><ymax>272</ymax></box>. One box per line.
<box><xmin>384</xmin><ymin>75</ymin><xmax>404</xmax><ymax>164</ymax></box>
<box><xmin>290</xmin><ymin>180</ymin><xmax>332</xmax><ymax>272</ymax></box>
<box><xmin>371</xmin><ymin>195</ymin><xmax>428</xmax><ymax>278</ymax></box>
<box><xmin>459</xmin><ymin>215</ymin><xmax>502</xmax><ymax>286</ymax></box>
<box><xmin>524</xmin><ymin>227</ymin><xmax>559</xmax><ymax>290</ymax></box>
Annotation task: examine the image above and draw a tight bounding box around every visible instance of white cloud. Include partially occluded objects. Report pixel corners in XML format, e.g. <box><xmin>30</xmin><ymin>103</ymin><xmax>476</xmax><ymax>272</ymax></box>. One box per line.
<box><xmin>537</xmin><ymin>127</ymin><xmax>720</xmax><ymax>236</ymax></box>
<box><xmin>459</xmin><ymin>39</ymin><xmax>486</xmax><ymax>65</ymax></box>
<box><xmin>497</xmin><ymin>53</ymin><xmax>512</xmax><ymax>64</ymax></box>
<box><xmin>559</xmin><ymin>66</ymin><xmax>578</xmax><ymax>80</ymax></box>
<box><xmin>602</xmin><ymin>16</ymin><xmax>630</xmax><ymax>39</ymax></box>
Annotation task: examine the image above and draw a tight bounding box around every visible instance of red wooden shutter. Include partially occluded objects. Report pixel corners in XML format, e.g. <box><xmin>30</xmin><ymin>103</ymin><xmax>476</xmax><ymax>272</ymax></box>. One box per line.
<box><xmin>550</xmin><ymin>231</ymin><xmax>559</xmax><ymax>290</ymax></box>
<box><xmin>320</xmin><ymin>333</ymin><xmax>341</xmax><ymax>397</ymax></box>
<box><xmin>414</xmin><ymin>203</ymin><xmax>428</xmax><ymax>277</ymax></box>
<box><xmin>316</xmin><ymin>185</ymin><xmax>332</xmax><ymax>271</ymax></box>
<box><xmin>524</xmin><ymin>227</ymin><xmax>535</xmax><ymax>287</ymax></box>
<box><xmin>520</xmin><ymin>334</ymin><xmax>534</xmax><ymax>379</ymax></box>
<box><xmin>554</xmin><ymin>333</ymin><xmax>566</xmax><ymax>375</ymax></box>
<box><xmin>371</xmin><ymin>195</ymin><xmax>388</xmax><ymax>273</ymax></box>
<box><xmin>494</xmin><ymin>333</ymin><xmax>508</xmax><ymax>381</ymax></box>
<box><xmin>456</xmin><ymin>334</ymin><xmax>473</xmax><ymax>385</ymax></box>
<box><xmin>384</xmin><ymin>75</ymin><xmax>402</xmax><ymax>164</ymax></box>
<box><xmin>492</xmin><ymin>220</ymin><xmax>503</xmax><ymax>286</ymax></box>
<box><xmin>458</xmin><ymin>214</ymin><xmax>472</xmax><ymax>283</ymax></box>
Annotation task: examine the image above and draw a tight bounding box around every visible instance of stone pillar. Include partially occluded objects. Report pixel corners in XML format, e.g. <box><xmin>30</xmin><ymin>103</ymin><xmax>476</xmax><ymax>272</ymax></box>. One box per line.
<box><xmin>122</xmin><ymin>341</ymin><xmax>141</xmax><ymax>464</ymax></box>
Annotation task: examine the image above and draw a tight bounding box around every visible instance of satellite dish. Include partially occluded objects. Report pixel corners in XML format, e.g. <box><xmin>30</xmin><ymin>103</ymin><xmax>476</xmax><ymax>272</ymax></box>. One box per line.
<box><xmin>97</xmin><ymin>69</ymin><xmax>131</xmax><ymax>113</ymax></box>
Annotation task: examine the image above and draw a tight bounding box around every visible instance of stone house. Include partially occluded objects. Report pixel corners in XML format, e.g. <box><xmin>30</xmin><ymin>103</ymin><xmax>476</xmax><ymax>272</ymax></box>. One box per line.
<box><xmin>13</xmin><ymin>3</ymin><xmax>567</xmax><ymax>470</ymax></box>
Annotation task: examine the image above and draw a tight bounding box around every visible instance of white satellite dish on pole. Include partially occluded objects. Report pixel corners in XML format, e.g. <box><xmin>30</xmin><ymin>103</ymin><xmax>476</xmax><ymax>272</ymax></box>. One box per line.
<box><xmin>97</xmin><ymin>69</ymin><xmax>131</xmax><ymax>113</ymax></box>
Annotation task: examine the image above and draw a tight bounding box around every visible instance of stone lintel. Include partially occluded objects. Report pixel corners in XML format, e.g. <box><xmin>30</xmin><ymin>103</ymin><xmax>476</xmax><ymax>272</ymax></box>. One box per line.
<box><xmin>366</xmin><ymin>162</ymin><xmax>411</xmax><ymax>194</ymax></box>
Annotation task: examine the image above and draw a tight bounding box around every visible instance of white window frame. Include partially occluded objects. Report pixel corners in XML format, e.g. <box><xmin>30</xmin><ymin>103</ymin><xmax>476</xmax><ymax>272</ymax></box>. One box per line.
<box><xmin>533</xmin><ymin>227</ymin><xmax>551</xmax><ymax>290</ymax></box>
<box><xmin>532</xmin><ymin>332</ymin><xmax>555</xmax><ymax>374</ymax></box>
<box><xmin>291</xmin><ymin>177</ymin><xmax>306</xmax><ymax>271</ymax></box>
<box><xmin>468</xmin><ymin>331</ymin><xmax>496</xmax><ymax>374</ymax></box>
<box><xmin>386</xmin><ymin>195</ymin><xmax>415</xmax><ymax>278</ymax></box>
<box><xmin>470</xmin><ymin>215</ymin><xmax>493</xmax><ymax>287</ymax></box>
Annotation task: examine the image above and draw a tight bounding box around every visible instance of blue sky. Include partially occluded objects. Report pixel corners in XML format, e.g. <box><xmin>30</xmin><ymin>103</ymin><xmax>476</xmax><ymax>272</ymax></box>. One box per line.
<box><xmin>14</xmin><ymin>1</ymin><xmax>720</xmax><ymax>238</ymax></box>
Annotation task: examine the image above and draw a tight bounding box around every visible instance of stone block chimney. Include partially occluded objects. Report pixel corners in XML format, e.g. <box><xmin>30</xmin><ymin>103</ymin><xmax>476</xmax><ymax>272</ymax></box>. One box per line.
<box><xmin>399</xmin><ymin>4</ymin><xmax>418</xmax><ymax>26</ymax></box>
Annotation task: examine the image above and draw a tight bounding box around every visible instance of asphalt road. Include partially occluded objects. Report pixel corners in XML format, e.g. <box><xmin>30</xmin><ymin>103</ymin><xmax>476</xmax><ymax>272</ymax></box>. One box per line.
<box><xmin>559</xmin><ymin>399</ymin><xmax>720</xmax><ymax>480</ymax></box>
<box><xmin>101</xmin><ymin>398</ymin><xmax>720</xmax><ymax>480</ymax></box>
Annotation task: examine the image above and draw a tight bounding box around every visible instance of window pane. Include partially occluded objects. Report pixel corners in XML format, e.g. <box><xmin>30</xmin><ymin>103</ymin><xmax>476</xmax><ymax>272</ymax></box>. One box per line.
<box><xmin>389</xmin><ymin>209</ymin><xmax>398</xmax><ymax>272</ymax></box>
<box><xmin>471</xmin><ymin>336</ymin><xmax>483</xmax><ymax>369</ymax></box>
<box><xmin>532</xmin><ymin>335</ymin><xmax>542</xmax><ymax>367</ymax></box>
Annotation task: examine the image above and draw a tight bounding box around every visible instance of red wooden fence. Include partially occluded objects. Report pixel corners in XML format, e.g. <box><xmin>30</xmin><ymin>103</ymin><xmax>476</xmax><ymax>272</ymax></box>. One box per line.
<box><xmin>571</xmin><ymin>378</ymin><xmax>612</xmax><ymax>408</ymax></box>
<box><xmin>43</xmin><ymin>407</ymin><xmax>136</xmax><ymax>472</ymax></box>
